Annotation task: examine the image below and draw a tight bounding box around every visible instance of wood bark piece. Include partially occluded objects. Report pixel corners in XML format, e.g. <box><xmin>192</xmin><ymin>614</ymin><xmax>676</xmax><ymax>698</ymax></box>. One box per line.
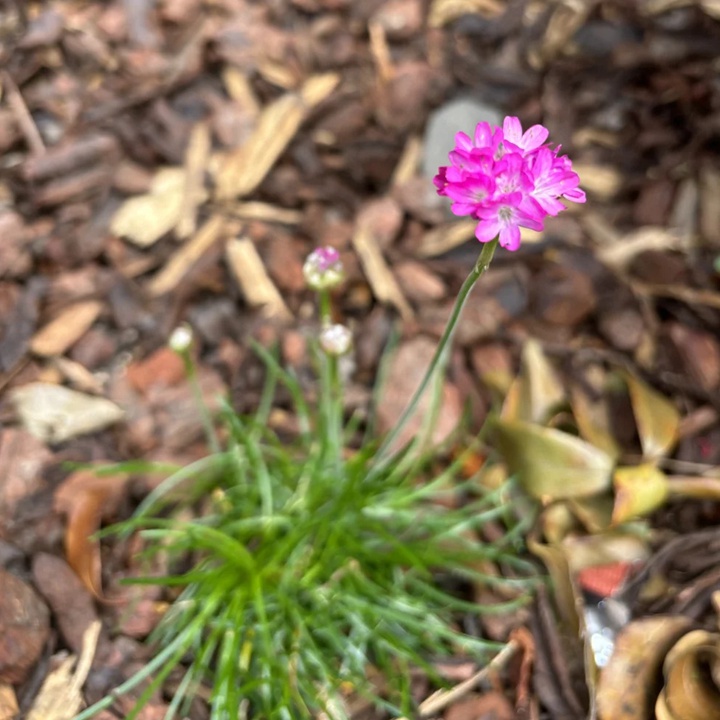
<box><xmin>215</xmin><ymin>72</ymin><xmax>339</xmax><ymax>200</ymax></box>
<box><xmin>20</xmin><ymin>134</ymin><xmax>118</xmax><ymax>182</ymax></box>
<box><xmin>353</xmin><ymin>219</ymin><xmax>413</xmax><ymax>321</ymax></box>
<box><xmin>147</xmin><ymin>214</ymin><xmax>226</xmax><ymax>296</ymax></box>
<box><xmin>30</xmin><ymin>300</ymin><xmax>103</xmax><ymax>357</ymax></box>
<box><xmin>225</xmin><ymin>237</ymin><xmax>291</xmax><ymax>319</ymax></box>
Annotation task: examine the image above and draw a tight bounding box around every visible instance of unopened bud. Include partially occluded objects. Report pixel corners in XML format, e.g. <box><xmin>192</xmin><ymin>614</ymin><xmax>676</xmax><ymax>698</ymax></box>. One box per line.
<box><xmin>303</xmin><ymin>246</ymin><xmax>344</xmax><ymax>290</ymax></box>
<box><xmin>169</xmin><ymin>324</ymin><xmax>193</xmax><ymax>353</ymax></box>
<box><xmin>319</xmin><ymin>323</ymin><xmax>352</xmax><ymax>356</ymax></box>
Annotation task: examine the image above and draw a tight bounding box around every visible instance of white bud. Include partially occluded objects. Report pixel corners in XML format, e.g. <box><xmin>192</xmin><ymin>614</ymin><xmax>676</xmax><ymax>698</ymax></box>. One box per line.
<box><xmin>319</xmin><ymin>323</ymin><xmax>352</xmax><ymax>356</ymax></box>
<box><xmin>169</xmin><ymin>324</ymin><xmax>193</xmax><ymax>353</ymax></box>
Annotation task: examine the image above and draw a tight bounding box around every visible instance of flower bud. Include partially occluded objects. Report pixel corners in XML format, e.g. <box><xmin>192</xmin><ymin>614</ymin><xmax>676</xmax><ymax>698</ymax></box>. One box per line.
<box><xmin>303</xmin><ymin>246</ymin><xmax>344</xmax><ymax>290</ymax></box>
<box><xmin>319</xmin><ymin>323</ymin><xmax>352</xmax><ymax>356</ymax></box>
<box><xmin>169</xmin><ymin>324</ymin><xmax>193</xmax><ymax>354</ymax></box>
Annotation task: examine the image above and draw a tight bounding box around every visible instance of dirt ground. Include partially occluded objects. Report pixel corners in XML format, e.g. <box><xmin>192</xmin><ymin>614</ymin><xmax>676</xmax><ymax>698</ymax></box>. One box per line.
<box><xmin>1</xmin><ymin>1</ymin><xmax>720</xmax><ymax>718</ymax></box>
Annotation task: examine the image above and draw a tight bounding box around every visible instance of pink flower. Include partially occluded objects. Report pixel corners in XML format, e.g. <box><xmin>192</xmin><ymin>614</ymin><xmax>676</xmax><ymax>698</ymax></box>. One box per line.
<box><xmin>434</xmin><ymin>117</ymin><xmax>585</xmax><ymax>251</ymax></box>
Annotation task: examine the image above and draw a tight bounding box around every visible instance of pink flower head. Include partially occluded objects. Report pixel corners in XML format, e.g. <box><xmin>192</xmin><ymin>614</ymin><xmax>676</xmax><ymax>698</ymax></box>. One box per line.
<box><xmin>434</xmin><ymin>117</ymin><xmax>585</xmax><ymax>251</ymax></box>
<box><xmin>303</xmin><ymin>246</ymin><xmax>344</xmax><ymax>290</ymax></box>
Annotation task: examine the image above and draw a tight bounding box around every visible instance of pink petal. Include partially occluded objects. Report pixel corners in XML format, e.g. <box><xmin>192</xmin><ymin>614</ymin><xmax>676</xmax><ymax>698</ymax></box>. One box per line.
<box><xmin>474</xmin><ymin>218</ymin><xmax>500</xmax><ymax>243</ymax></box>
<box><xmin>499</xmin><ymin>223</ymin><xmax>521</xmax><ymax>251</ymax></box>
<box><xmin>502</xmin><ymin>117</ymin><xmax>522</xmax><ymax>145</ymax></box>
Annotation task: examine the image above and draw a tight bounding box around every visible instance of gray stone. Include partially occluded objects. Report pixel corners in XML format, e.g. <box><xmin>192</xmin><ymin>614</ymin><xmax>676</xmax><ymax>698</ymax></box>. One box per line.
<box><xmin>422</xmin><ymin>97</ymin><xmax>503</xmax><ymax>180</ymax></box>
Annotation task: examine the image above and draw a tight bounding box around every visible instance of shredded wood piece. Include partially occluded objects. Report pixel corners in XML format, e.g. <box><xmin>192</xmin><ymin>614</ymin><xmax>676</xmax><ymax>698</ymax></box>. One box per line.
<box><xmin>417</xmin><ymin>219</ymin><xmax>477</xmax><ymax>257</ymax></box>
<box><xmin>226</xmin><ymin>201</ymin><xmax>303</xmax><ymax>225</ymax></box>
<box><xmin>595</xmin><ymin>227</ymin><xmax>686</xmax><ymax>271</ymax></box>
<box><xmin>428</xmin><ymin>0</ymin><xmax>503</xmax><ymax>28</ymax></box>
<box><xmin>147</xmin><ymin>214</ymin><xmax>226</xmax><ymax>296</ymax></box>
<box><xmin>26</xmin><ymin>621</ymin><xmax>101</xmax><ymax>720</ymax></box>
<box><xmin>176</xmin><ymin>121</ymin><xmax>211</xmax><ymax>239</ymax></box>
<box><xmin>225</xmin><ymin>237</ymin><xmax>292</xmax><ymax>319</ymax></box>
<box><xmin>572</xmin><ymin>162</ymin><xmax>622</xmax><ymax>200</ymax></box>
<box><xmin>352</xmin><ymin>220</ymin><xmax>413</xmax><ymax>322</ymax></box>
<box><xmin>215</xmin><ymin>73</ymin><xmax>339</xmax><ymax>201</ymax></box>
<box><xmin>391</xmin><ymin>134</ymin><xmax>422</xmax><ymax>187</ymax></box>
<box><xmin>30</xmin><ymin>301</ymin><xmax>103</xmax><ymax>357</ymax></box>
<box><xmin>1</xmin><ymin>70</ymin><xmax>45</xmax><ymax>155</ymax></box>
<box><xmin>221</xmin><ymin>66</ymin><xmax>261</xmax><ymax>118</ymax></box>
<box><xmin>368</xmin><ymin>21</ymin><xmax>394</xmax><ymax>83</ymax></box>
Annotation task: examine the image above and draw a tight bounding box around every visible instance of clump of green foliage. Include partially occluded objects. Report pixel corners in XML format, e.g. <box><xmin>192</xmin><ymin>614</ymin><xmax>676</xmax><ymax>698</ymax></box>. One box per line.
<box><xmin>75</xmin><ymin>246</ymin><xmax>535</xmax><ymax>720</ymax></box>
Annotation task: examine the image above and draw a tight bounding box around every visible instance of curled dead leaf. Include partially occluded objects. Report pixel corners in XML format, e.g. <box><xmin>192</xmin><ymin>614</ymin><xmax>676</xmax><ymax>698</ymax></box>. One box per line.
<box><xmin>656</xmin><ymin>630</ymin><xmax>720</xmax><ymax>720</ymax></box>
<box><xmin>597</xmin><ymin>616</ymin><xmax>692</xmax><ymax>720</ymax></box>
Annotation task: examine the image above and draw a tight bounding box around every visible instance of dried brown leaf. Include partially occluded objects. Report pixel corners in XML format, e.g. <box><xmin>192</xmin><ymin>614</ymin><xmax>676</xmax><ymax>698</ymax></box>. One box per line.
<box><xmin>657</xmin><ymin>630</ymin><xmax>720</xmax><ymax>720</ymax></box>
<box><xmin>54</xmin><ymin>470</ymin><xmax>129</xmax><ymax>597</ymax></box>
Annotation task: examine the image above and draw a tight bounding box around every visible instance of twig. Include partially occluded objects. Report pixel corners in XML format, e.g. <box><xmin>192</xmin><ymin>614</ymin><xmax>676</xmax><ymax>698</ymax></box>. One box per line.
<box><xmin>1</xmin><ymin>70</ymin><xmax>45</xmax><ymax>155</ymax></box>
<box><xmin>405</xmin><ymin>640</ymin><xmax>520</xmax><ymax>718</ymax></box>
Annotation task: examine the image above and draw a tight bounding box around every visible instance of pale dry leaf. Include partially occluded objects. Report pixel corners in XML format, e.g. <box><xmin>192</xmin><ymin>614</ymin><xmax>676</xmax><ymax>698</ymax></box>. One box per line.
<box><xmin>30</xmin><ymin>301</ymin><xmax>103</xmax><ymax>357</ymax></box>
<box><xmin>176</xmin><ymin>122</ymin><xmax>211</xmax><ymax>239</ymax></box>
<box><xmin>147</xmin><ymin>214</ymin><xmax>226</xmax><ymax>296</ymax></box>
<box><xmin>11</xmin><ymin>383</ymin><xmax>124</xmax><ymax>443</ymax></box>
<box><xmin>225</xmin><ymin>237</ymin><xmax>291</xmax><ymax>319</ymax></box>
<box><xmin>26</xmin><ymin>620</ymin><xmax>101</xmax><ymax>720</ymax></box>
<box><xmin>111</xmin><ymin>167</ymin><xmax>192</xmax><ymax>247</ymax></box>
<box><xmin>216</xmin><ymin>73</ymin><xmax>339</xmax><ymax>200</ymax></box>
<box><xmin>352</xmin><ymin>221</ymin><xmax>413</xmax><ymax>322</ymax></box>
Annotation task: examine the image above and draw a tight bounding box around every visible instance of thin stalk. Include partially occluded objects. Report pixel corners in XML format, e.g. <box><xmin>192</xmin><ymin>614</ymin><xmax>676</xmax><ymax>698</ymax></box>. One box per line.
<box><xmin>179</xmin><ymin>349</ymin><xmax>220</xmax><ymax>455</ymax></box>
<box><xmin>374</xmin><ymin>239</ymin><xmax>498</xmax><ymax>465</ymax></box>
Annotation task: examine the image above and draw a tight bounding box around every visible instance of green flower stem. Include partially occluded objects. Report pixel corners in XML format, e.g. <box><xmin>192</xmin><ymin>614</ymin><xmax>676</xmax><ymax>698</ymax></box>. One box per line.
<box><xmin>318</xmin><ymin>288</ymin><xmax>332</xmax><ymax>326</ymax></box>
<box><xmin>374</xmin><ymin>238</ymin><xmax>499</xmax><ymax>464</ymax></box>
<box><xmin>179</xmin><ymin>349</ymin><xmax>220</xmax><ymax>455</ymax></box>
<box><xmin>317</xmin><ymin>287</ymin><xmax>343</xmax><ymax>470</ymax></box>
